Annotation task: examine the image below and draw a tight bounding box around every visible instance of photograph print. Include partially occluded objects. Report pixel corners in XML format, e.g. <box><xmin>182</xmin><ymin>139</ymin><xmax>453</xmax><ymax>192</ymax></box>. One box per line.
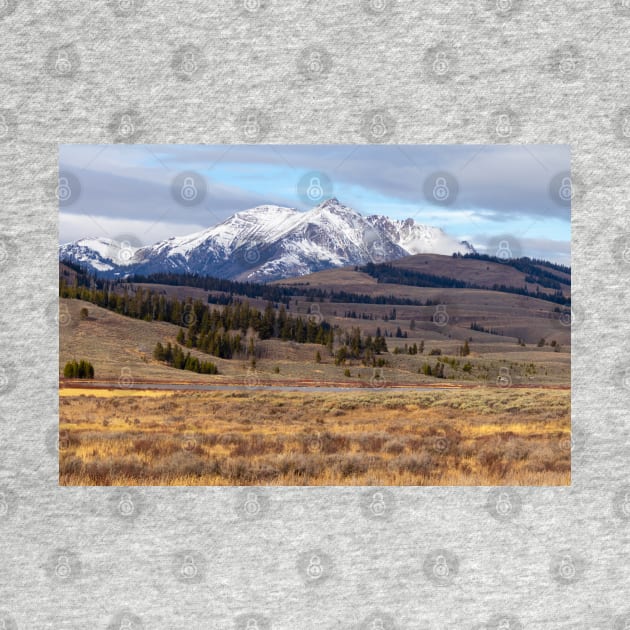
<box><xmin>58</xmin><ymin>144</ymin><xmax>571</xmax><ymax>486</ymax></box>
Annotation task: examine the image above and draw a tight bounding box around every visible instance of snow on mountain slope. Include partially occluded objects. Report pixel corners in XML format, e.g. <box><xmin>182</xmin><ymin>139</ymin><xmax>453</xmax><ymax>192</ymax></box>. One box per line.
<box><xmin>59</xmin><ymin>199</ymin><xmax>475</xmax><ymax>282</ymax></box>
<box><xmin>59</xmin><ymin>237</ymin><xmax>142</xmax><ymax>271</ymax></box>
<box><xmin>366</xmin><ymin>215</ymin><xmax>468</xmax><ymax>256</ymax></box>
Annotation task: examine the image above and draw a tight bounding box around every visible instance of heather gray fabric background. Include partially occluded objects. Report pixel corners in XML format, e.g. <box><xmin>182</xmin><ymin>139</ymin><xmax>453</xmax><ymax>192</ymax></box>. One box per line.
<box><xmin>0</xmin><ymin>1</ymin><xmax>629</xmax><ymax>628</ymax></box>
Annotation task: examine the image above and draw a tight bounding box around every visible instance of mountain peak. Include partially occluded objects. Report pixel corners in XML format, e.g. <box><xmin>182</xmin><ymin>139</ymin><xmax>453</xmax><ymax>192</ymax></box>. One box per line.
<box><xmin>59</xmin><ymin>200</ymin><xmax>474</xmax><ymax>282</ymax></box>
<box><xmin>312</xmin><ymin>198</ymin><xmax>362</xmax><ymax>219</ymax></box>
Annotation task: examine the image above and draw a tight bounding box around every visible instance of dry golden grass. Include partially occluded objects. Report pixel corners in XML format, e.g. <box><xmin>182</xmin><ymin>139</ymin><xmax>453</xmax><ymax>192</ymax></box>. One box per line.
<box><xmin>59</xmin><ymin>387</ymin><xmax>570</xmax><ymax>486</ymax></box>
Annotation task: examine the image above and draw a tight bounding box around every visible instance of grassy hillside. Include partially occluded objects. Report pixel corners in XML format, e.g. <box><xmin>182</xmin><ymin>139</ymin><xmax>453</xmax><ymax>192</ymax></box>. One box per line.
<box><xmin>388</xmin><ymin>254</ymin><xmax>570</xmax><ymax>297</ymax></box>
<box><xmin>60</xmin><ymin>296</ymin><xmax>569</xmax><ymax>387</ymax></box>
<box><xmin>59</xmin><ymin>252</ymin><xmax>570</xmax><ymax>387</ymax></box>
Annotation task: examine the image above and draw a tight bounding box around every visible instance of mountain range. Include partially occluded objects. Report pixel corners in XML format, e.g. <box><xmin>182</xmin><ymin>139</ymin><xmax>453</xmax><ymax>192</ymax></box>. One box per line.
<box><xmin>58</xmin><ymin>198</ymin><xmax>475</xmax><ymax>282</ymax></box>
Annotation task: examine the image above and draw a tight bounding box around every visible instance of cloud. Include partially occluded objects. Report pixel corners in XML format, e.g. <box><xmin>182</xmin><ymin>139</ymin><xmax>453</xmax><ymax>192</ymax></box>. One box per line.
<box><xmin>59</xmin><ymin>144</ymin><xmax>571</xmax><ymax>261</ymax></box>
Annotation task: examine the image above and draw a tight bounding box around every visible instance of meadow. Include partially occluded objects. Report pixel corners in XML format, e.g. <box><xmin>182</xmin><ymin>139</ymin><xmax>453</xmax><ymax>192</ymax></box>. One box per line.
<box><xmin>59</xmin><ymin>387</ymin><xmax>570</xmax><ymax>486</ymax></box>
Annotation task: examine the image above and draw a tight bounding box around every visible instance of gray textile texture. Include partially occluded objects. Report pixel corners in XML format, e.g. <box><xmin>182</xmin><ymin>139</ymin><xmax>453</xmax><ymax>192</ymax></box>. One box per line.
<box><xmin>0</xmin><ymin>1</ymin><xmax>629</xmax><ymax>628</ymax></box>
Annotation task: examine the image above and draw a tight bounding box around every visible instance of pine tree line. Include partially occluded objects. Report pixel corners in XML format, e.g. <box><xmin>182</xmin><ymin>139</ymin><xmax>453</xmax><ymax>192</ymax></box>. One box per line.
<box><xmin>153</xmin><ymin>342</ymin><xmax>218</xmax><ymax>374</ymax></box>
<box><xmin>393</xmin><ymin>341</ymin><xmax>425</xmax><ymax>355</ymax></box>
<box><xmin>63</xmin><ymin>359</ymin><xmax>94</xmax><ymax>379</ymax></box>
<box><xmin>60</xmin><ymin>260</ymin><xmax>430</xmax><ymax>307</ymax></box>
<box><xmin>361</xmin><ymin>262</ymin><xmax>570</xmax><ymax>306</ymax></box>
<box><xmin>470</xmin><ymin>321</ymin><xmax>503</xmax><ymax>336</ymax></box>
<box><xmin>334</xmin><ymin>327</ymin><xmax>388</xmax><ymax>366</ymax></box>
<box><xmin>59</xmin><ymin>279</ymin><xmax>334</xmax><ymax>358</ymax></box>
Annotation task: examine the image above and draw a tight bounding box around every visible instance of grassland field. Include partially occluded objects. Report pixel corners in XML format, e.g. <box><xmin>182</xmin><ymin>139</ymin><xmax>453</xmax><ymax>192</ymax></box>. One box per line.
<box><xmin>59</xmin><ymin>258</ymin><xmax>571</xmax><ymax>487</ymax></box>
<box><xmin>59</xmin><ymin>387</ymin><xmax>570</xmax><ymax>486</ymax></box>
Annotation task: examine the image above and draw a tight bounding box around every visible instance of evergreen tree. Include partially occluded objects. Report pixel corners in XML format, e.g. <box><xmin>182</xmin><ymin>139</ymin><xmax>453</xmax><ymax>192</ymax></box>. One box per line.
<box><xmin>63</xmin><ymin>359</ymin><xmax>94</xmax><ymax>379</ymax></box>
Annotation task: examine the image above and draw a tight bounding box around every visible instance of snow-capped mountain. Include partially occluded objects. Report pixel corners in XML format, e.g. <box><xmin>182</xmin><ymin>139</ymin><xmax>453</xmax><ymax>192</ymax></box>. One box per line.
<box><xmin>59</xmin><ymin>198</ymin><xmax>475</xmax><ymax>282</ymax></box>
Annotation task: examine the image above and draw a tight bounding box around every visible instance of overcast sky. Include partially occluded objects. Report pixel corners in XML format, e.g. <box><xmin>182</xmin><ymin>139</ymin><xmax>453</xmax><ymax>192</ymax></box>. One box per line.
<box><xmin>59</xmin><ymin>144</ymin><xmax>571</xmax><ymax>264</ymax></box>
